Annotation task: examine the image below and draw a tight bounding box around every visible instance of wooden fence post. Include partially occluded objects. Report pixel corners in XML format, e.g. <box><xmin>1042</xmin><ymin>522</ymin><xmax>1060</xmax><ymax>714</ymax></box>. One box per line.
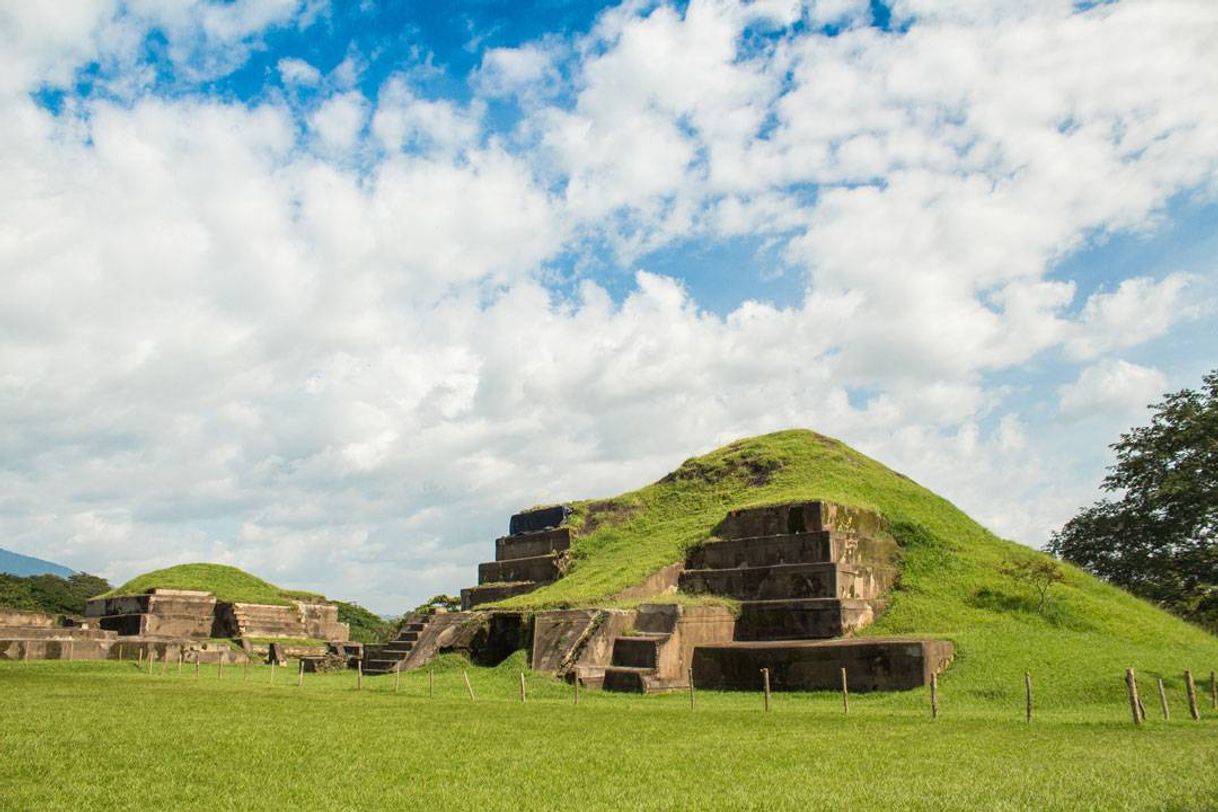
<box><xmin>574</xmin><ymin>675</ymin><xmax>580</xmax><ymax>706</ymax></box>
<box><xmin>1157</xmin><ymin>678</ymin><xmax>1170</xmax><ymax>720</ymax></box>
<box><xmin>66</xmin><ymin>641</ymin><xmax>74</xmax><ymax>662</ymax></box>
<box><xmin>688</xmin><ymin>666</ymin><xmax>695</xmax><ymax>711</ymax></box>
<box><xmin>762</xmin><ymin>668</ymin><xmax>771</xmax><ymax>713</ymax></box>
<box><xmin>119</xmin><ymin>644</ymin><xmax>125</xmax><ymax>662</ymax></box>
<box><xmin>394</xmin><ymin>667</ymin><xmax>400</xmax><ymax>694</ymax></box>
<box><xmin>1185</xmin><ymin>670</ymin><xmax>1200</xmax><ymax>720</ymax></box>
<box><xmin>1125</xmin><ymin>669</ymin><xmax>1142</xmax><ymax>725</ymax></box>
<box><xmin>1025</xmin><ymin>672</ymin><xmax>1033</xmax><ymax>723</ymax></box>
<box><xmin>137</xmin><ymin>648</ymin><xmax>143</xmax><ymax>668</ymax></box>
<box><xmin>930</xmin><ymin>672</ymin><xmax>939</xmax><ymax>720</ymax></box>
<box><xmin>463</xmin><ymin>670</ymin><xmax>476</xmax><ymax>701</ymax></box>
<box><xmin>357</xmin><ymin>661</ymin><xmax>363</xmax><ymax>692</ymax></box>
<box><xmin>519</xmin><ymin>672</ymin><xmax>527</xmax><ymax>703</ymax></box>
<box><xmin>298</xmin><ymin>659</ymin><xmax>304</xmax><ymax>688</ymax></box>
<box><xmin>841</xmin><ymin>667</ymin><xmax>849</xmax><ymax>715</ymax></box>
<box><xmin>195</xmin><ymin>658</ymin><xmax>200</xmax><ymax>679</ymax></box>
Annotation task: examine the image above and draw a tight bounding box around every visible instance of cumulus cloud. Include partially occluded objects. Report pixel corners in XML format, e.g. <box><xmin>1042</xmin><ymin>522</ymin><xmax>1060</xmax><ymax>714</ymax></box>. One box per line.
<box><xmin>1059</xmin><ymin>359</ymin><xmax>1168</xmax><ymax>421</ymax></box>
<box><xmin>1</xmin><ymin>0</ymin><xmax>1216</xmax><ymax>611</ymax></box>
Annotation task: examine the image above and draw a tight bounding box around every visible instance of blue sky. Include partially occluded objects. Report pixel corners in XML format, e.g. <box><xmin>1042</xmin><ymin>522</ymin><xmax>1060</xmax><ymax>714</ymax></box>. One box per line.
<box><xmin>1</xmin><ymin>0</ymin><xmax>1215</xmax><ymax>612</ymax></box>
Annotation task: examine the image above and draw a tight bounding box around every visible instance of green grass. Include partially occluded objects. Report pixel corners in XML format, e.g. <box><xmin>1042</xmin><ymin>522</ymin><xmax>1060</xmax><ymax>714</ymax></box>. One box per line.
<box><xmin>491</xmin><ymin>429</ymin><xmax>1218</xmax><ymax>709</ymax></box>
<box><xmin>98</xmin><ymin>563</ymin><xmax>326</xmax><ymax>606</ymax></box>
<box><xmin>2</xmin><ymin>658</ymin><xmax>1217</xmax><ymax>810</ymax></box>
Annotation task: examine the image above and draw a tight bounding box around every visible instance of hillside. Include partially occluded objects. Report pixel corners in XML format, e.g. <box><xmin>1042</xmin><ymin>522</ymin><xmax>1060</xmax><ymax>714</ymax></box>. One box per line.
<box><xmin>496</xmin><ymin>429</ymin><xmax>1218</xmax><ymax>707</ymax></box>
<box><xmin>0</xmin><ymin>547</ymin><xmax>75</xmax><ymax>578</ymax></box>
<box><xmin>99</xmin><ymin>563</ymin><xmax>327</xmax><ymax>606</ymax></box>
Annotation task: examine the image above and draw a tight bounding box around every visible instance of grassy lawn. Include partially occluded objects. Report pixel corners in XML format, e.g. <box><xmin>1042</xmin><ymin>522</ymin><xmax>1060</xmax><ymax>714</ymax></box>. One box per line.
<box><xmin>3</xmin><ymin>657</ymin><xmax>1217</xmax><ymax>811</ymax></box>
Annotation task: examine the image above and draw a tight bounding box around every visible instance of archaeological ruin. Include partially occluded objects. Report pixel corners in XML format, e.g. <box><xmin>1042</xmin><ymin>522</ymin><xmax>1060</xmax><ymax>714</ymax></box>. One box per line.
<box><xmin>357</xmin><ymin>500</ymin><xmax>953</xmax><ymax>693</ymax></box>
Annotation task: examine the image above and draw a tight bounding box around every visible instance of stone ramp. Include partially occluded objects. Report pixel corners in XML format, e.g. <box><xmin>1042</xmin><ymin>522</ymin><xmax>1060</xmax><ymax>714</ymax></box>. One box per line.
<box><xmin>461</xmin><ymin>506</ymin><xmax>572</xmax><ymax>610</ymax></box>
<box><xmin>692</xmin><ymin>638</ymin><xmax>955</xmax><ymax>692</ymax></box>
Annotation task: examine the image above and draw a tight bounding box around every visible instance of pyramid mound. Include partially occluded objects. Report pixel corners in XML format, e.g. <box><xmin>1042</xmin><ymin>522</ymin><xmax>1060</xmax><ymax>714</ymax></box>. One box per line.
<box><xmin>488</xmin><ymin>429</ymin><xmax>1218</xmax><ymax>704</ymax></box>
<box><xmin>100</xmin><ymin>563</ymin><xmax>325</xmax><ymax>607</ymax></box>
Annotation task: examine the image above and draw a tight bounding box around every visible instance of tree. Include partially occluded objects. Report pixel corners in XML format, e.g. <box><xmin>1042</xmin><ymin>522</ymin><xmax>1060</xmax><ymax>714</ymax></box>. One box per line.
<box><xmin>1000</xmin><ymin>556</ymin><xmax>1065</xmax><ymax>613</ymax></box>
<box><xmin>1049</xmin><ymin>369</ymin><xmax>1218</xmax><ymax>629</ymax></box>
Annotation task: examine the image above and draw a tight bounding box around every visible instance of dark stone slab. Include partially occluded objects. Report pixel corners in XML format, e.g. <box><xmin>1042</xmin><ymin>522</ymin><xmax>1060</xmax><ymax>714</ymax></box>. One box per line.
<box><xmin>460</xmin><ymin>582</ymin><xmax>541</xmax><ymax>610</ymax></box>
<box><xmin>509</xmin><ymin>505</ymin><xmax>570</xmax><ymax>535</ymax></box>
<box><xmin>692</xmin><ymin>638</ymin><xmax>955</xmax><ymax>692</ymax></box>
<box><xmin>679</xmin><ymin>562</ymin><xmax>896</xmax><ymax>602</ymax></box>
<box><xmin>495</xmin><ymin>528</ymin><xmax>571</xmax><ymax>562</ymax></box>
<box><xmin>610</xmin><ymin>635</ymin><xmax>666</xmax><ymax>668</ymax></box>
<box><xmin>733</xmin><ymin>598</ymin><xmax>875</xmax><ymax>641</ymax></box>
<box><xmin>478</xmin><ymin>554</ymin><xmax>563</xmax><ymax>585</ymax></box>
<box><xmin>715</xmin><ymin>502</ymin><xmax>885</xmax><ymax>541</ymax></box>
<box><xmin>601</xmin><ymin>666</ymin><xmax>654</xmax><ymax>693</ymax></box>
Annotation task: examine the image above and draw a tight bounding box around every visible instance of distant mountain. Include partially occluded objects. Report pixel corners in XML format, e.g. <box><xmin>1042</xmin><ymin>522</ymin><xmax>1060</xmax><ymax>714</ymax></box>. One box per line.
<box><xmin>0</xmin><ymin>548</ymin><xmax>76</xmax><ymax>578</ymax></box>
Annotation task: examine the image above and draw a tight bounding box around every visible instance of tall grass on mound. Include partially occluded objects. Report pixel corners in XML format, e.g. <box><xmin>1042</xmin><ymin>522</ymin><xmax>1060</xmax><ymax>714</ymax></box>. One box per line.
<box><xmin>2</xmin><ymin>659</ymin><xmax>1217</xmax><ymax>811</ymax></box>
<box><xmin>98</xmin><ymin>563</ymin><xmax>325</xmax><ymax>606</ymax></box>
<box><xmin>491</xmin><ymin>429</ymin><xmax>1218</xmax><ymax>710</ymax></box>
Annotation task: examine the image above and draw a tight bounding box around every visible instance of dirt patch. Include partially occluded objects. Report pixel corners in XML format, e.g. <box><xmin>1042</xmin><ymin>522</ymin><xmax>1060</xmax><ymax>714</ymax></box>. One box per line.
<box><xmin>660</xmin><ymin>446</ymin><xmax>784</xmax><ymax>487</ymax></box>
<box><xmin>579</xmin><ymin>500</ymin><xmax>642</xmax><ymax>536</ymax></box>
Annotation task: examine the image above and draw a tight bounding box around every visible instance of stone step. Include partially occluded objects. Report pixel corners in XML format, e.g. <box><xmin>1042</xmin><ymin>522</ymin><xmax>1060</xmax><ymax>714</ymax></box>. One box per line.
<box><xmin>691</xmin><ymin>638</ymin><xmax>955</xmax><ymax>692</ymax></box>
<box><xmin>495</xmin><ymin>527</ymin><xmax>572</xmax><ymax>562</ymax></box>
<box><xmin>687</xmin><ymin>531</ymin><xmax>898</xmax><ymax>570</ymax></box>
<box><xmin>679</xmin><ymin>562</ymin><xmax>895</xmax><ymax>602</ymax></box>
<box><xmin>460</xmin><ymin>582</ymin><xmax>542</xmax><ymax>610</ymax></box>
<box><xmin>716</xmin><ymin>501</ymin><xmax>885</xmax><ymax>540</ymax></box>
<box><xmin>610</xmin><ymin>634</ymin><xmax>669</xmax><ymax>668</ymax></box>
<box><xmin>394</xmin><ymin>631</ymin><xmax>420</xmax><ymax>643</ymax></box>
<box><xmin>478</xmin><ymin>554</ymin><xmax>562</xmax><ymax>585</ymax></box>
<box><xmin>734</xmin><ymin>598</ymin><xmax>876</xmax><ymax>641</ymax></box>
<box><xmin>601</xmin><ymin>666</ymin><xmax>659</xmax><ymax>693</ymax></box>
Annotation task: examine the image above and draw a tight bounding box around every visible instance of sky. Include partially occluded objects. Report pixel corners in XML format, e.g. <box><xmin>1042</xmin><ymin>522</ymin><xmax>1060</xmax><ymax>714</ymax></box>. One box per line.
<box><xmin>1</xmin><ymin>0</ymin><xmax>1215</xmax><ymax>614</ymax></box>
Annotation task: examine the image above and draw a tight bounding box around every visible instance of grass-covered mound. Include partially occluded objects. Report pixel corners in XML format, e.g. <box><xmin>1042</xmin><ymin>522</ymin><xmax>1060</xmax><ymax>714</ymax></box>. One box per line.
<box><xmin>99</xmin><ymin>563</ymin><xmax>326</xmax><ymax>606</ymax></box>
<box><xmin>496</xmin><ymin>429</ymin><xmax>1218</xmax><ymax>708</ymax></box>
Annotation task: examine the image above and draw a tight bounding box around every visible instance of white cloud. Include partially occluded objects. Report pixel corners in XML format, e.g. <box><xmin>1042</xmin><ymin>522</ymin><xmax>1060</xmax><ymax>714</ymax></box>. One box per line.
<box><xmin>278</xmin><ymin>56</ymin><xmax>321</xmax><ymax>86</ymax></box>
<box><xmin>1066</xmin><ymin>274</ymin><xmax>1193</xmax><ymax>360</ymax></box>
<box><xmin>309</xmin><ymin>90</ymin><xmax>369</xmax><ymax>153</ymax></box>
<box><xmin>1059</xmin><ymin>359</ymin><xmax>1167</xmax><ymax>421</ymax></box>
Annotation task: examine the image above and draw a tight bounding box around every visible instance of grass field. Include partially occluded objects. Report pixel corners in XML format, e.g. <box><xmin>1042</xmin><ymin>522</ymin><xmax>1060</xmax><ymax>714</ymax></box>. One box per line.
<box><xmin>2</xmin><ymin>656</ymin><xmax>1217</xmax><ymax>811</ymax></box>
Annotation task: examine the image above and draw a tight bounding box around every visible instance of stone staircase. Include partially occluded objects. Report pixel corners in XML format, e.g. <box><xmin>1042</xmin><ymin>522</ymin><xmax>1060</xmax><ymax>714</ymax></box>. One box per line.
<box><xmin>679</xmin><ymin>501</ymin><xmax>897</xmax><ymax>642</ymax></box>
<box><xmin>460</xmin><ymin>508</ymin><xmax>572</xmax><ymax>610</ymax></box>
<box><xmin>601</xmin><ymin>605</ymin><xmax>682</xmax><ymax>693</ymax></box>
<box><xmin>361</xmin><ymin>614</ymin><xmax>433</xmax><ymax>675</ymax></box>
<box><xmin>229</xmin><ymin>603</ymin><xmax>310</xmax><ymax>638</ymax></box>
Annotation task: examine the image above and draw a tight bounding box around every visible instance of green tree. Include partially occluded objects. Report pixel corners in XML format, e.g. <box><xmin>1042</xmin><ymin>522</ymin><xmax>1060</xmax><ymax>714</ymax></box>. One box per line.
<box><xmin>1000</xmin><ymin>556</ymin><xmax>1065</xmax><ymax>613</ymax></box>
<box><xmin>1049</xmin><ymin>369</ymin><xmax>1218</xmax><ymax>629</ymax></box>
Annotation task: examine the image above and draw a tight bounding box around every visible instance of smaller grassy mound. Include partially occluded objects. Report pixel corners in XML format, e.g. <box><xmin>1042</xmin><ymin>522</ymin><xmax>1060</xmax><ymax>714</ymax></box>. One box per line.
<box><xmin>99</xmin><ymin>564</ymin><xmax>326</xmax><ymax>606</ymax></box>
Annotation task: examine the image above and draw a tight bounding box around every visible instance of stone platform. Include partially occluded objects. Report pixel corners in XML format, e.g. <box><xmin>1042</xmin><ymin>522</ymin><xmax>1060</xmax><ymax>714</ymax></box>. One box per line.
<box><xmin>692</xmin><ymin>638</ymin><xmax>955</xmax><ymax>692</ymax></box>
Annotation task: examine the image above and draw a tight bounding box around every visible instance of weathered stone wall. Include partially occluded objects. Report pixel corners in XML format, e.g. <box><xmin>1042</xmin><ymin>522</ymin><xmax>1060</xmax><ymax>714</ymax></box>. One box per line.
<box><xmin>0</xmin><ymin>609</ymin><xmax>60</xmax><ymax>628</ymax></box>
<box><xmin>84</xmin><ymin>590</ymin><xmax>217</xmax><ymax>639</ymax></box>
<box><xmin>692</xmin><ymin>638</ymin><xmax>955</xmax><ymax>692</ymax></box>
